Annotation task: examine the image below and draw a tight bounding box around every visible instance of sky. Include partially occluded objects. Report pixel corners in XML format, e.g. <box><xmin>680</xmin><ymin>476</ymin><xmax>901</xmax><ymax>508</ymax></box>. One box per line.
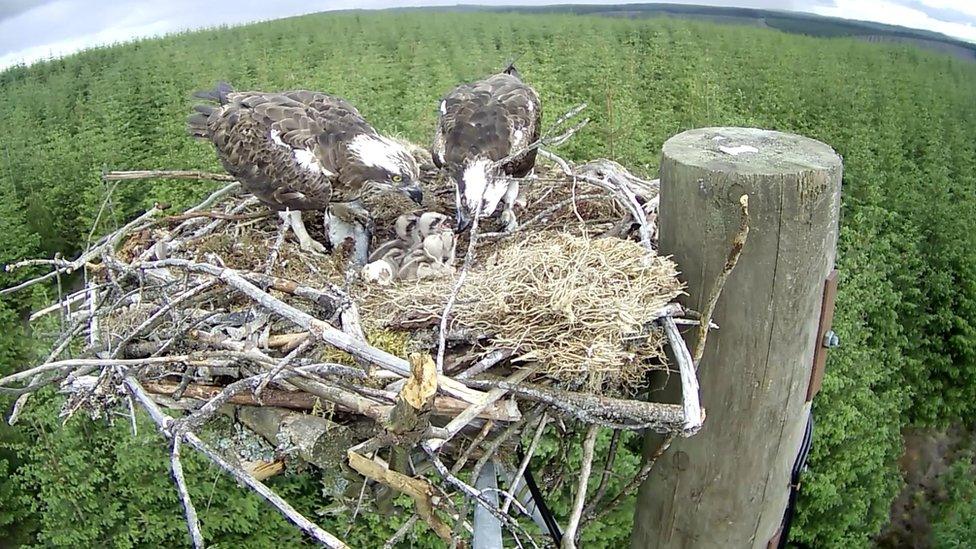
<box><xmin>1</xmin><ymin>0</ymin><xmax>975</xmax><ymax>70</ymax></box>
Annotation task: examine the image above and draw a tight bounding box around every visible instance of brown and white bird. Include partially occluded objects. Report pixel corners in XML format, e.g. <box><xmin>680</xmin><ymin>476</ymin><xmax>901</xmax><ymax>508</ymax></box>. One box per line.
<box><xmin>398</xmin><ymin>212</ymin><xmax>456</xmax><ymax>280</ymax></box>
<box><xmin>432</xmin><ymin>64</ymin><xmax>541</xmax><ymax>232</ymax></box>
<box><xmin>361</xmin><ymin>212</ymin><xmax>456</xmax><ymax>284</ymax></box>
<box><xmin>188</xmin><ymin>83</ymin><xmax>423</xmax><ymax>262</ymax></box>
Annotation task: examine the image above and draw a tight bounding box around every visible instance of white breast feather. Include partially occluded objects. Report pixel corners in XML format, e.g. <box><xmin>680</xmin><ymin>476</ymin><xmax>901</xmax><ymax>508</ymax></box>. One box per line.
<box><xmin>462</xmin><ymin>160</ymin><xmax>491</xmax><ymax>206</ymax></box>
<box><xmin>440</xmin><ymin>100</ymin><xmax>447</xmax><ymax>115</ymax></box>
<box><xmin>349</xmin><ymin>134</ymin><xmax>405</xmax><ymax>173</ymax></box>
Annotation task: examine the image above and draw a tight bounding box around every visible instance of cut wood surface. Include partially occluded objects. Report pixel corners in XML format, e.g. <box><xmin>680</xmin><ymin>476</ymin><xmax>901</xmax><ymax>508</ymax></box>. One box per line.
<box><xmin>632</xmin><ymin>127</ymin><xmax>842</xmax><ymax>549</ymax></box>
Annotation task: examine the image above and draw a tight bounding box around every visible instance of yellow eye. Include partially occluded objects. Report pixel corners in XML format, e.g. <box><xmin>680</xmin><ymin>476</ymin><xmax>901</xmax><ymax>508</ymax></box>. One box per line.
<box><xmin>392</xmin><ymin>175</ymin><xmax>403</xmax><ymax>183</ymax></box>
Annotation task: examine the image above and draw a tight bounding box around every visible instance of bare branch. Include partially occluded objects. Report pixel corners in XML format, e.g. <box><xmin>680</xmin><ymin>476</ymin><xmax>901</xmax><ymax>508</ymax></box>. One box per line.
<box><xmin>123</xmin><ymin>376</ymin><xmax>349</xmax><ymax>548</ymax></box>
<box><xmin>2</xmin><ymin>204</ymin><xmax>163</xmax><ymax>296</ymax></box>
<box><xmin>585</xmin><ymin>431</ymin><xmax>677</xmax><ymax>525</ymax></box>
<box><xmin>581</xmin><ymin>430</ymin><xmax>620</xmax><ymax>520</ymax></box>
<box><xmin>138</xmin><ymin>258</ymin><xmax>484</xmax><ymax>404</ymax></box>
<box><xmin>562</xmin><ymin>424</ymin><xmax>599</xmax><ymax>548</ymax></box>
<box><xmin>102</xmin><ymin>170</ymin><xmax>236</xmax><ymax>182</ymax></box>
<box><xmin>501</xmin><ymin>412</ymin><xmax>548</xmax><ymax>514</ymax></box>
<box><xmin>693</xmin><ymin>194</ymin><xmax>750</xmax><ymax>365</ymax></box>
<box><xmin>171</xmin><ymin>438</ymin><xmax>205</xmax><ymax>548</ymax></box>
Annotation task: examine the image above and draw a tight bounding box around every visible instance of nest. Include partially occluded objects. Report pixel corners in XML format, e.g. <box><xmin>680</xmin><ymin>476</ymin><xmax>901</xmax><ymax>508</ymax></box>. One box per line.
<box><xmin>2</xmin><ymin>138</ymin><xmax>724</xmax><ymax>547</ymax></box>
<box><xmin>363</xmin><ymin>232</ymin><xmax>682</xmax><ymax>392</ymax></box>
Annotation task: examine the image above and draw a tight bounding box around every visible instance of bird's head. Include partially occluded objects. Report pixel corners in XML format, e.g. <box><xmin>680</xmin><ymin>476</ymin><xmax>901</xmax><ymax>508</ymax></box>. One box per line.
<box><xmin>454</xmin><ymin>158</ymin><xmax>506</xmax><ymax>232</ymax></box>
<box><xmin>349</xmin><ymin>134</ymin><xmax>424</xmax><ymax>205</ymax></box>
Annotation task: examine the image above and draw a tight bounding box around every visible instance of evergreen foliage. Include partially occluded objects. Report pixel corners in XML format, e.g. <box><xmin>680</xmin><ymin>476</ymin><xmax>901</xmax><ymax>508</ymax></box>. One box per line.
<box><xmin>1</xmin><ymin>11</ymin><xmax>975</xmax><ymax>547</ymax></box>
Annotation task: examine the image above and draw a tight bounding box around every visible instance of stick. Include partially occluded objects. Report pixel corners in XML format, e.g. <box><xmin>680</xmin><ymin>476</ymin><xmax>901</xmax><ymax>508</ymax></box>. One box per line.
<box><xmin>382</xmin><ymin>515</ymin><xmax>419</xmax><ymax>549</ymax></box>
<box><xmin>581</xmin><ymin>430</ymin><xmax>620</xmax><ymax>521</ymax></box>
<box><xmin>492</xmin><ymin>103</ymin><xmax>589</xmax><ymax>170</ymax></box>
<box><xmin>123</xmin><ymin>376</ymin><xmax>348</xmax><ymax>548</ymax></box>
<box><xmin>140</xmin><ymin>258</ymin><xmax>483</xmax><ymax>403</ymax></box>
<box><xmin>425</xmin><ymin>366</ymin><xmax>536</xmax><ymax>452</ymax></box>
<box><xmin>562</xmin><ymin>425</ymin><xmax>599</xmax><ymax>548</ymax></box>
<box><xmin>102</xmin><ymin>170</ymin><xmax>236</xmax><ymax>182</ymax></box>
<box><xmin>435</xmin><ymin>211</ymin><xmax>481</xmax><ymax>375</ymax></box>
<box><xmin>110</xmin><ymin>280</ymin><xmax>218</xmax><ymax>358</ymax></box>
<box><xmin>661</xmin><ymin>316</ymin><xmax>703</xmax><ymax>435</ymax></box>
<box><xmin>165</xmin><ymin>210</ymin><xmax>271</xmax><ymax>222</ymax></box>
<box><xmin>255</xmin><ymin>338</ymin><xmax>311</xmax><ymax>399</ymax></box>
<box><xmin>265</xmin><ymin>211</ymin><xmax>290</xmax><ymax>274</ymax></box>
<box><xmin>0</xmin><ymin>356</ymin><xmax>201</xmax><ymax>388</ymax></box>
<box><xmin>176</xmin><ymin>363</ymin><xmax>378</xmax><ymax>433</ymax></box>
<box><xmin>422</xmin><ymin>445</ymin><xmax>540</xmax><ymax>549</ymax></box>
<box><xmin>693</xmin><ymin>194</ymin><xmax>750</xmax><ymax>365</ymax></box>
<box><xmin>501</xmin><ymin>412</ymin><xmax>548</xmax><ymax>514</ymax></box>
<box><xmin>480</xmin><ymin>193</ymin><xmax>603</xmax><ymax>240</ymax></box>
<box><xmin>585</xmin><ymin>431</ymin><xmax>677</xmax><ymax>525</ymax></box>
<box><xmin>346</xmin><ymin>450</ymin><xmax>453</xmax><ymax>543</ymax></box>
<box><xmin>2</xmin><ymin>205</ymin><xmax>163</xmax><ymax>296</ymax></box>
<box><xmin>459</xmin><ymin>377</ymin><xmax>685</xmax><ymax>431</ymax></box>
<box><xmin>171</xmin><ymin>438</ymin><xmax>205</xmax><ymax>548</ymax></box>
<box><xmin>455</xmin><ymin>348</ymin><xmax>515</xmax><ymax>380</ymax></box>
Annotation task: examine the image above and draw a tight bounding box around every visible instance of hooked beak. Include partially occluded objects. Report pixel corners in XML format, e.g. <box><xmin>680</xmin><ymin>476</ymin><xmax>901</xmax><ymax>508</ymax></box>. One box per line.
<box><xmin>403</xmin><ymin>185</ymin><xmax>424</xmax><ymax>205</ymax></box>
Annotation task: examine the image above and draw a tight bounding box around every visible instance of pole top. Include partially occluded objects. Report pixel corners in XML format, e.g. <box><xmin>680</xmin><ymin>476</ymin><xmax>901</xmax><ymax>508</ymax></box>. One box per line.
<box><xmin>662</xmin><ymin>127</ymin><xmax>842</xmax><ymax>176</ymax></box>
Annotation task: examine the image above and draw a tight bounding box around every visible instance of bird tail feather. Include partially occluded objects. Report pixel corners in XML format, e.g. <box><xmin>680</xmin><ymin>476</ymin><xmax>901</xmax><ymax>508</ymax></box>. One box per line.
<box><xmin>192</xmin><ymin>82</ymin><xmax>234</xmax><ymax>104</ymax></box>
<box><xmin>187</xmin><ymin>82</ymin><xmax>234</xmax><ymax>139</ymax></box>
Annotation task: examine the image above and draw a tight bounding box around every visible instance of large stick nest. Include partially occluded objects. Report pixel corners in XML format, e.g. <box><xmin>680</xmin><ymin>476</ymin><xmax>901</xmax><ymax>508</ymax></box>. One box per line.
<box><xmin>3</xmin><ymin>140</ymin><xmax>718</xmax><ymax>548</ymax></box>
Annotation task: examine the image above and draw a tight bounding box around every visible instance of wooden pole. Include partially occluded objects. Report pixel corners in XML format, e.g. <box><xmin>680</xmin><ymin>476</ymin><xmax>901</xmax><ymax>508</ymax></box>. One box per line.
<box><xmin>631</xmin><ymin>128</ymin><xmax>842</xmax><ymax>548</ymax></box>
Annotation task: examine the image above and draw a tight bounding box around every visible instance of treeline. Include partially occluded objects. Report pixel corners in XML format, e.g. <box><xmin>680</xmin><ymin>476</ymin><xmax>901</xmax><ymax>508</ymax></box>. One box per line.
<box><xmin>1</xmin><ymin>11</ymin><xmax>975</xmax><ymax>547</ymax></box>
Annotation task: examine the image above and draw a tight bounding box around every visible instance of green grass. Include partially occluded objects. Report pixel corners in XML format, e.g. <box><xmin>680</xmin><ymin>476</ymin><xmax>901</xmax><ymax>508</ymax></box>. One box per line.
<box><xmin>1</xmin><ymin>9</ymin><xmax>975</xmax><ymax>548</ymax></box>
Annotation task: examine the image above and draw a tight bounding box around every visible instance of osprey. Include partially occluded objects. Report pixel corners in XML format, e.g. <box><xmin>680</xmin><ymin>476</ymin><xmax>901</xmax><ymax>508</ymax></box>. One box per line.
<box><xmin>432</xmin><ymin>64</ymin><xmax>542</xmax><ymax>232</ymax></box>
<box><xmin>188</xmin><ymin>83</ymin><xmax>423</xmax><ymax>261</ymax></box>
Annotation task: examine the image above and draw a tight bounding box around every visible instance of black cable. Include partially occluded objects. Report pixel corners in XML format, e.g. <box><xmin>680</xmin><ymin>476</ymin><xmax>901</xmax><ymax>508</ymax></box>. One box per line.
<box><xmin>777</xmin><ymin>410</ymin><xmax>815</xmax><ymax>549</ymax></box>
<box><xmin>518</xmin><ymin>445</ymin><xmax>563</xmax><ymax>544</ymax></box>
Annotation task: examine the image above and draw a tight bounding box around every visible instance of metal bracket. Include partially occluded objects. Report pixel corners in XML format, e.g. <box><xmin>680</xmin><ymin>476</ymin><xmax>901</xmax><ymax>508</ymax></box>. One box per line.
<box><xmin>806</xmin><ymin>269</ymin><xmax>839</xmax><ymax>402</ymax></box>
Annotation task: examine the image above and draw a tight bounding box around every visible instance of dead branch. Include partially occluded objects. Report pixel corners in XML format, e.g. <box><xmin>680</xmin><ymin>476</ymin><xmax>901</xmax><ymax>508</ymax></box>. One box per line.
<box><xmin>102</xmin><ymin>170</ymin><xmax>237</xmax><ymax>182</ymax></box>
<box><xmin>2</xmin><ymin>204</ymin><xmax>163</xmax><ymax>296</ymax></box>
<box><xmin>138</xmin><ymin>258</ymin><xmax>483</xmax><ymax>404</ymax></box>
<box><xmin>662</xmin><ymin>316</ymin><xmax>704</xmax><ymax>435</ymax></box>
<box><xmin>694</xmin><ymin>194</ymin><xmax>750</xmax><ymax>365</ymax></box>
<box><xmin>459</xmin><ymin>377</ymin><xmax>685</xmax><ymax>431</ymax></box>
<box><xmin>562</xmin><ymin>424</ymin><xmax>599</xmax><ymax>548</ymax></box>
<box><xmin>581</xmin><ymin>429</ymin><xmax>620</xmax><ymax>520</ymax></box>
<box><xmin>425</xmin><ymin>365</ymin><xmax>537</xmax><ymax>452</ymax></box>
<box><xmin>171</xmin><ymin>438</ymin><xmax>205</xmax><ymax>548</ymax></box>
<box><xmin>491</xmin><ymin>103</ymin><xmax>589</xmax><ymax>171</ymax></box>
<box><xmin>348</xmin><ymin>450</ymin><xmax>454</xmax><ymax>543</ymax></box>
<box><xmin>123</xmin><ymin>375</ymin><xmax>349</xmax><ymax>548</ymax></box>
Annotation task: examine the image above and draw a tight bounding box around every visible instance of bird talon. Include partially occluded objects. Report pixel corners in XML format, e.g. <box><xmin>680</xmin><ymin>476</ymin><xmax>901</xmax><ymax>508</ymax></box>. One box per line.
<box><xmin>500</xmin><ymin>209</ymin><xmax>519</xmax><ymax>233</ymax></box>
<box><xmin>298</xmin><ymin>237</ymin><xmax>328</xmax><ymax>255</ymax></box>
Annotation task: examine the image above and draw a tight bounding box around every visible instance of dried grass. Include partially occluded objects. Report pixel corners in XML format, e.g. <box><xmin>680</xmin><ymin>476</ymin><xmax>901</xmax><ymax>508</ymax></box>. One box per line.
<box><xmin>102</xmin><ymin>157</ymin><xmax>678</xmax><ymax>395</ymax></box>
<box><xmin>361</xmin><ymin>232</ymin><xmax>683</xmax><ymax>392</ymax></box>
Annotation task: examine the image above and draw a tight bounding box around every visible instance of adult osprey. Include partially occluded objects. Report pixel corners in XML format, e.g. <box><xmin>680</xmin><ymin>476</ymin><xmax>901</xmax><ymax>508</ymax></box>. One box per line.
<box><xmin>432</xmin><ymin>64</ymin><xmax>542</xmax><ymax>232</ymax></box>
<box><xmin>188</xmin><ymin>83</ymin><xmax>423</xmax><ymax>261</ymax></box>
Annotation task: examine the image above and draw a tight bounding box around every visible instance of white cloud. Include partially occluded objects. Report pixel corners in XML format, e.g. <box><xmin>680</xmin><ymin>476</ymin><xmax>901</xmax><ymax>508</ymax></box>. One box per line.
<box><xmin>915</xmin><ymin>0</ymin><xmax>976</xmax><ymax>18</ymax></box>
<box><xmin>0</xmin><ymin>1</ymin><xmax>973</xmax><ymax>70</ymax></box>
<box><xmin>811</xmin><ymin>0</ymin><xmax>976</xmax><ymax>42</ymax></box>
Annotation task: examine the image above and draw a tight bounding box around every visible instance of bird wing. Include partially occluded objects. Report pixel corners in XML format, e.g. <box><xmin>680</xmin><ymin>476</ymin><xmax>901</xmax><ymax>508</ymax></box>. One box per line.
<box><xmin>195</xmin><ymin>89</ymin><xmax>380</xmax><ymax>210</ymax></box>
<box><xmin>197</xmin><ymin>90</ymin><xmax>335</xmax><ymax>211</ymax></box>
<box><xmin>433</xmin><ymin>72</ymin><xmax>542</xmax><ymax>177</ymax></box>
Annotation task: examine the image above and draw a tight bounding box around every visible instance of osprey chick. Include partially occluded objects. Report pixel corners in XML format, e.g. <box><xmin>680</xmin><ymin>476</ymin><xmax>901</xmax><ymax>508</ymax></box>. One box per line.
<box><xmin>188</xmin><ymin>83</ymin><xmax>423</xmax><ymax>261</ymax></box>
<box><xmin>432</xmin><ymin>64</ymin><xmax>541</xmax><ymax>232</ymax></box>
